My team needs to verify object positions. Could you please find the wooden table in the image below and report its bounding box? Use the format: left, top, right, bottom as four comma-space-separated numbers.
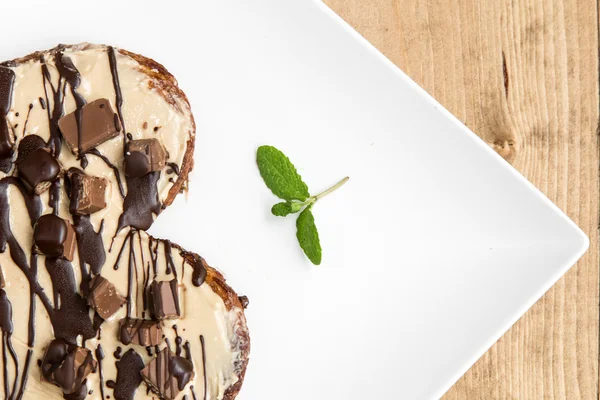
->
324, 0, 600, 398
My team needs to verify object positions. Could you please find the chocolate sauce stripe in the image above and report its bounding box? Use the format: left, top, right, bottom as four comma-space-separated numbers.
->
107, 47, 126, 148
200, 335, 207, 400
2, 334, 8, 400
126, 229, 136, 318
14, 348, 32, 400
95, 345, 106, 400
21, 103, 33, 137
55, 51, 88, 168
7, 333, 19, 398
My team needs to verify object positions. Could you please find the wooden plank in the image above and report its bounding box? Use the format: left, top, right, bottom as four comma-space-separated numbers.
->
324, 0, 600, 398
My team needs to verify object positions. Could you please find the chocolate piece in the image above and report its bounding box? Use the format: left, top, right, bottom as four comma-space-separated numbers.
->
118, 318, 162, 346
87, 275, 125, 320
58, 98, 121, 156
149, 279, 180, 320
68, 170, 108, 215
16, 134, 46, 164
33, 214, 76, 260
17, 148, 60, 194
41, 339, 97, 395
0, 67, 15, 165
141, 347, 194, 400
125, 139, 167, 177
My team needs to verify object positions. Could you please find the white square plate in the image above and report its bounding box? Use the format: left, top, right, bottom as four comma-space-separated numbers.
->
1, 1, 589, 399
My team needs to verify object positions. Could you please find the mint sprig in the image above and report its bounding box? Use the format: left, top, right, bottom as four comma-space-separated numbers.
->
257, 145, 348, 265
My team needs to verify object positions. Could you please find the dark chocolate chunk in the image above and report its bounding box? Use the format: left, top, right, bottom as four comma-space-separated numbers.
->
125, 139, 167, 177
124, 150, 149, 177
87, 275, 125, 320
33, 214, 76, 260
68, 170, 108, 215
118, 318, 162, 346
16, 134, 46, 164
40, 339, 96, 395
149, 279, 180, 320
58, 98, 121, 156
40, 338, 70, 383
17, 148, 60, 194
141, 347, 194, 400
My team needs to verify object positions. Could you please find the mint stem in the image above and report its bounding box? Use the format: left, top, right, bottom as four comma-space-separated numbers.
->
311, 177, 350, 202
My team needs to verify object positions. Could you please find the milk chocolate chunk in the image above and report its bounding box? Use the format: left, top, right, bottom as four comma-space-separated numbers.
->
125, 139, 167, 177
119, 318, 162, 346
33, 214, 76, 260
69, 170, 108, 215
141, 347, 195, 400
41, 339, 97, 395
87, 275, 125, 320
149, 279, 180, 320
58, 98, 121, 155
17, 148, 60, 194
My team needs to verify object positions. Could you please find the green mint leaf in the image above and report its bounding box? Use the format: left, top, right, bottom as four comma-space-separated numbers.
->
257, 145, 310, 201
272, 202, 293, 217
271, 201, 305, 217
296, 206, 322, 265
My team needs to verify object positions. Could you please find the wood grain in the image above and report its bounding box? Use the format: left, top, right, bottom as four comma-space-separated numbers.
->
324, 0, 600, 398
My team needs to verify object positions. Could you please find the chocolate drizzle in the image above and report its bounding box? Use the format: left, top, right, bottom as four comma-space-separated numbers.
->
112, 349, 144, 400
44, 257, 96, 343
107, 47, 127, 149
49, 180, 61, 215
174, 326, 182, 356
95, 345, 106, 400
200, 335, 207, 400
184, 253, 207, 287
72, 215, 105, 289
116, 171, 161, 233
0, 177, 48, 349
126, 230, 136, 318
0, 289, 19, 400
14, 349, 31, 400
41, 55, 66, 157
21, 103, 33, 137
112, 230, 131, 269
55, 52, 88, 168
164, 240, 178, 279
166, 162, 180, 175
